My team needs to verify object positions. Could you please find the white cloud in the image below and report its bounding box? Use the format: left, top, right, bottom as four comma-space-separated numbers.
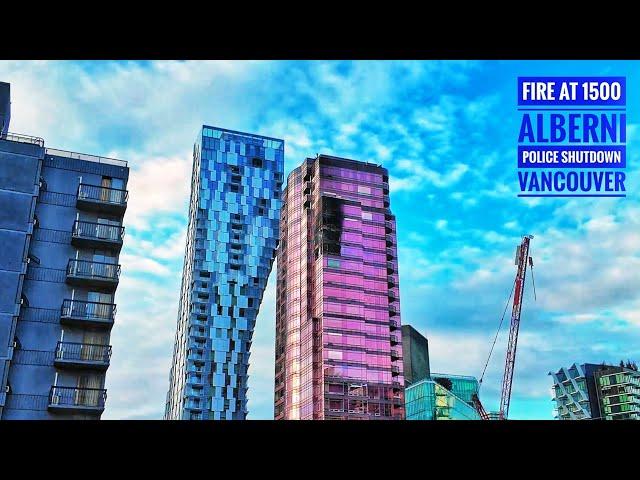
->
482, 230, 509, 244
125, 156, 191, 230
118, 253, 172, 277
553, 313, 600, 324
393, 160, 469, 191
435, 219, 448, 230
504, 220, 519, 230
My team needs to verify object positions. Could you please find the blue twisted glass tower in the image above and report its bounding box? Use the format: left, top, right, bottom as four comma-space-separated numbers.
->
165, 126, 283, 420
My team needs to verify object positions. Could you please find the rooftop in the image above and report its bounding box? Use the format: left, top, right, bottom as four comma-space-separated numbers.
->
1, 131, 44, 147
46, 147, 127, 167
1, 131, 127, 167
430, 372, 479, 382
316, 153, 388, 175
201, 125, 284, 148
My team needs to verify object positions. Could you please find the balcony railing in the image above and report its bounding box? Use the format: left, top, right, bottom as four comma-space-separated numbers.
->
60, 299, 116, 328
391, 349, 401, 359
46, 147, 127, 167
77, 183, 128, 214
54, 341, 112, 370
1, 131, 45, 147
390, 335, 399, 345
66, 259, 121, 289
71, 220, 124, 250
48, 386, 107, 413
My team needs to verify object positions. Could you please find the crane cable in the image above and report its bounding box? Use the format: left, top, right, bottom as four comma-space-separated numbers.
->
479, 277, 516, 387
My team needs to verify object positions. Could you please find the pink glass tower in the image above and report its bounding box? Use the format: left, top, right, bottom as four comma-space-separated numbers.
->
274, 155, 405, 420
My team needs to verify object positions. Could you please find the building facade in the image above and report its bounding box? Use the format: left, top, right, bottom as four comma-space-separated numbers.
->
0, 84, 128, 419
405, 375, 481, 420
274, 154, 405, 420
165, 126, 283, 420
401, 324, 430, 386
0, 82, 9, 135
595, 365, 640, 420
549, 363, 602, 420
430, 373, 479, 405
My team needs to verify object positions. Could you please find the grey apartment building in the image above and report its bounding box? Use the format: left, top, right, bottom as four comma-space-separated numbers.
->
0, 82, 129, 419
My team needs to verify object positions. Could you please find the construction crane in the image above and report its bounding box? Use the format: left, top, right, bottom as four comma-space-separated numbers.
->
471, 235, 535, 420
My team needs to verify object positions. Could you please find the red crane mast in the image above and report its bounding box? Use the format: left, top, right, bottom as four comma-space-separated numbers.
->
498, 234, 533, 420
472, 235, 534, 420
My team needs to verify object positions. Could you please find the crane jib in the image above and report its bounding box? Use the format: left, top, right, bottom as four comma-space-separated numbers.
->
499, 235, 532, 420
474, 235, 534, 421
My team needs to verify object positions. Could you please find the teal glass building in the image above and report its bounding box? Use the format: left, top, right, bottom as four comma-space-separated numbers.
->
405, 374, 481, 420
165, 126, 283, 420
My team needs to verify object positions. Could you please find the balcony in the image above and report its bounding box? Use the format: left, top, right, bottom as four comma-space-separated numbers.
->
189, 337, 206, 350
386, 261, 395, 274
76, 183, 128, 215
71, 220, 124, 251
189, 327, 207, 340
391, 349, 401, 360
188, 349, 205, 362
48, 386, 107, 414
66, 259, 120, 290
390, 335, 399, 345
190, 317, 208, 327
188, 374, 205, 386
391, 365, 400, 375
385, 220, 393, 233
389, 305, 398, 316
389, 319, 399, 330
392, 381, 401, 390
60, 299, 116, 329
54, 341, 111, 370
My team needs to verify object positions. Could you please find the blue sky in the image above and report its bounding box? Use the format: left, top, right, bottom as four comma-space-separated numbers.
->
1, 60, 638, 420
